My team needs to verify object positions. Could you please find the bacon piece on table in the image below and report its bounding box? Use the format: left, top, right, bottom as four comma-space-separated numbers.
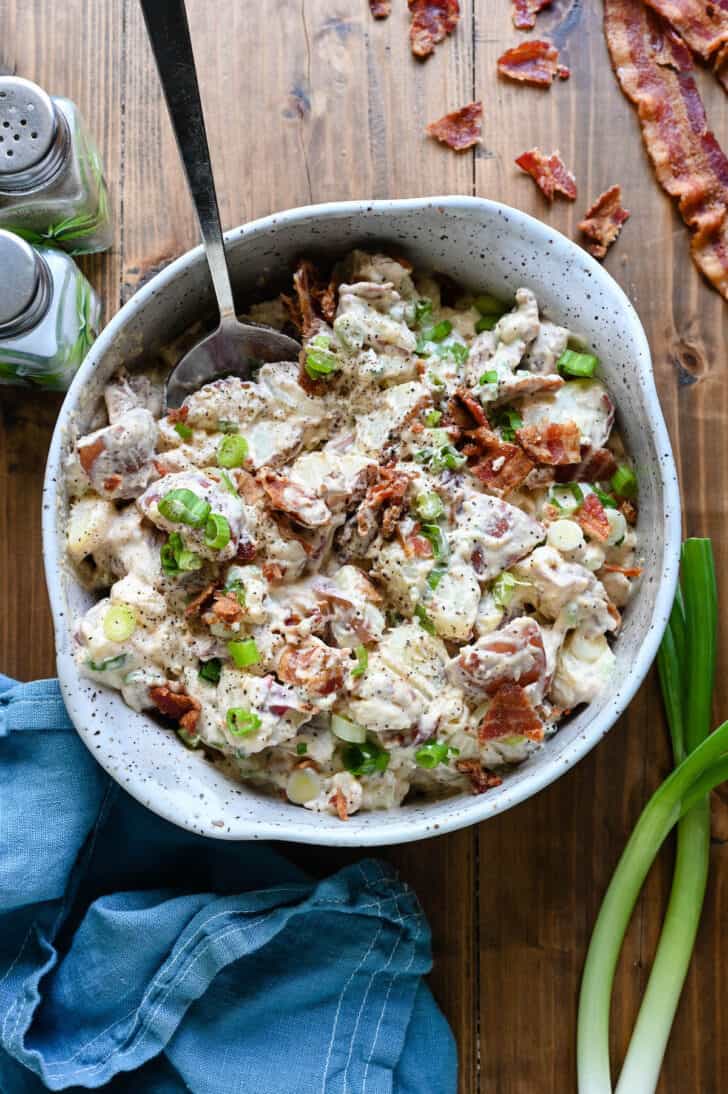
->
497, 40, 570, 86
512, 0, 553, 30
426, 101, 483, 151
478, 683, 544, 742
576, 493, 611, 541
579, 185, 631, 259
516, 420, 581, 465
515, 148, 577, 201
604, 0, 728, 299
641, 0, 728, 61
369, 0, 392, 18
408, 0, 460, 59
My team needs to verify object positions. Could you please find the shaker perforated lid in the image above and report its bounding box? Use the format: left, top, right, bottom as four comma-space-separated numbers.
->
0, 77, 57, 175
0, 230, 51, 335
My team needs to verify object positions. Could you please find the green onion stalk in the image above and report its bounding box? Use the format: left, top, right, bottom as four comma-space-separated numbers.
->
577, 539, 720, 1094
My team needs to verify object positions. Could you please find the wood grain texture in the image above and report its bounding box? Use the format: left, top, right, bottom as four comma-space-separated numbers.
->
1, 0, 727, 1091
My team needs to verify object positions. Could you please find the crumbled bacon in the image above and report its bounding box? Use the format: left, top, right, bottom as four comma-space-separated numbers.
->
398, 523, 434, 559
184, 583, 217, 619
579, 185, 631, 259
512, 0, 553, 30
278, 642, 347, 697
331, 788, 349, 821
515, 148, 577, 201
448, 389, 488, 429
211, 592, 244, 624
426, 101, 483, 151
408, 0, 460, 59
462, 426, 535, 497
515, 420, 581, 465
716, 41, 728, 91
619, 499, 638, 525
78, 437, 105, 475
478, 683, 544, 742
263, 562, 285, 583
282, 259, 337, 336
641, 0, 728, 61
455, 759, 503, 795
451, 620, 547, 697
103, 474, 123, 493
605, 0, 728, 299
601, 563, 643, 577
167, 405, 189, 425
497, 40, 570, 86
358, 465, 411, 541
149, 686, 201, 733
577, 493, 611, 541
555, 446, 618, 484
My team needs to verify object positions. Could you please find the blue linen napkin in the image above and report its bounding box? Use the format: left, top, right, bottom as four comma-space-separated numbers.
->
0, 675, 457, 1093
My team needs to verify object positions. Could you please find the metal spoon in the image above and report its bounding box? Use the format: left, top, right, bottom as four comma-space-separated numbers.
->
139, 0, 300, 408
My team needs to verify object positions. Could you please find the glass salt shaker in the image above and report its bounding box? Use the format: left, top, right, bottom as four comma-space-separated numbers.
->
0, 76, 113, 254
0, 229, 100, 390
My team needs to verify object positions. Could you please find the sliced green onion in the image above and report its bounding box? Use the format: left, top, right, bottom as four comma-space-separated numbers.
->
557, 348, 599, 378
427, 445, 466, 473
495, 407, 523, 443
219, 469, 239, 497
351, 645, 368, 678
424, 409, 442, 427
415, 492, 444, 522
474, 293, 509, 316
415, 740, 455, 769
103, 605, 136, 643
414, 603, 436, 634
174, 421, 193, 442
158, 488, 211, 527
224, 578, 246, 606
203, 512, 231, 551
592, 486, 618, 509
228, 637, 260, 668
427, 562, 448, 590
343, 739, 390, 777
569, 482, 585, 505
286, 767, 321, 804
296, 742, 308, 755
415, 298, 433, 326
199, 657, 222, 684
217, 419, 239, 434
492, 572, 518, 610
177, 726, 201, 750
217, 434, 249, 469
479, 369, 498, 385
427, 370, 445, 388
161, 531, 202, 576
475, 315, 499, 333
442, 341, 468, 365
420, 523, 449, 561
305, 347, 339, 380
331, 713, 367, 743
611, 464, 638, 499
226, 707, 262, 736
86, 653, 127, 672
421, 319, 452, 343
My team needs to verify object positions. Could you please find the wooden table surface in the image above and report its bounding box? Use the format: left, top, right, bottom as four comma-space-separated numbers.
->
2, 2, 727, 1090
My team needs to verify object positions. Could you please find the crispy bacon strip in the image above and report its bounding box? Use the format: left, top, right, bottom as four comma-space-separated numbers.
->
515, 148, 577, 200
605, 0, 728, 299
426, 101, 483, 151
455, 759, 503, 795
497, 40, 570, 86
478, 683, 544, 743
149, 686, 201, 733
577, 493, 611, 541
463, 426, 535, 497
579, 185, 631, 259
369, 0, 391, 17
408, 0, 460, 59
512, 0, 553, 30
641, 0, 728, 61
516, 420, 581, 465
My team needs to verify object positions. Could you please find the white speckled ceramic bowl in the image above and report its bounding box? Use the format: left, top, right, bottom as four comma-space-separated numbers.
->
42, 197, 681, 846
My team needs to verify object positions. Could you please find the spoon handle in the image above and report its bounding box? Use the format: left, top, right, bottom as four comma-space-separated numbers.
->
139, 0, 236, 322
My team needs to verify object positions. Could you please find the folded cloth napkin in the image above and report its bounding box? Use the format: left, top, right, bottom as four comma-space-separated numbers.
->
0, 676, 457, 1094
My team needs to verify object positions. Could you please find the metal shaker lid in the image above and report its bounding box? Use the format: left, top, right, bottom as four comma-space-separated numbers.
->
0, 77, 57, 175
0, 230, 51, 336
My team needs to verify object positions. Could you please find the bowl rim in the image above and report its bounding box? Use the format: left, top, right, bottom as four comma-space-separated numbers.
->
42, 195, 682, 846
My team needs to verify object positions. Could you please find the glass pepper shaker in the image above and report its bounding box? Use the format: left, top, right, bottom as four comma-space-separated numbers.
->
0, 229, 100, 390
0, 76, 113, 254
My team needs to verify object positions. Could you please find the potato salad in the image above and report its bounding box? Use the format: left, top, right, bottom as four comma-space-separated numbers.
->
66, 251, 641, 819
